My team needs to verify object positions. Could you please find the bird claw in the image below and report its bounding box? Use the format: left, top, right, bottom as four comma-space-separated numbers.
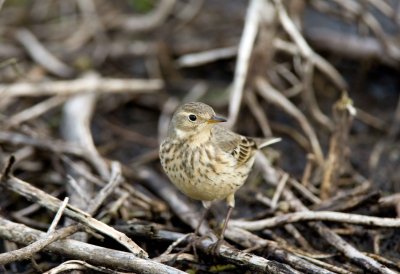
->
207, 238, 224, 256
168, 232, 200, 261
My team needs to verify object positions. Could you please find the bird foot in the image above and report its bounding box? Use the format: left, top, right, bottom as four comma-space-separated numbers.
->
207, 237, 225, 256
172, 232, 204, 260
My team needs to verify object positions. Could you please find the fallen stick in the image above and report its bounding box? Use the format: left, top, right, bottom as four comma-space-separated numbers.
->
0, 218, 183, 274
305, 28, 400, 66
116, 222, 336, 274
0, 225, 79, 265
286, 182, 395, 273
15, 28, 74, 78
256, 76, 324, 163
257, 155, 397, 274
227, 0, 265, 128
230, 211, 400, 230
0, 77, 163, 97
60, 72, 110, 180
0, 158, 148, 258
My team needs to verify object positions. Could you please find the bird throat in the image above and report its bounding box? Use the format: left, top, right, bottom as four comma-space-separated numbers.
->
175, 127, 212, 146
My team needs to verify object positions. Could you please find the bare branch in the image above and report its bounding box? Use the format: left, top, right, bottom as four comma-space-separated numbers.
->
1, 174, 148, 258
15, 28, 75, 78
0, 77, 163, 97
0, 225, 79, 265
0, 218, 182, 273
230, 211, 400, 230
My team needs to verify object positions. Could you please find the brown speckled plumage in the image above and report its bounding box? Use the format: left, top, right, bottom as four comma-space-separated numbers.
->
159, 102, 280, 208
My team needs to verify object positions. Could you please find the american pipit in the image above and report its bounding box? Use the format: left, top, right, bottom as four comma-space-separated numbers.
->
159, 102, 280, 250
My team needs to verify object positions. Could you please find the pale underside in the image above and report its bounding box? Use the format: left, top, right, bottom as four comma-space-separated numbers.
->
160, 125, 257, 207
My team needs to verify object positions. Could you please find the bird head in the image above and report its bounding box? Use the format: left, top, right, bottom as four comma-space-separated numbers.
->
168, 102, 226, 140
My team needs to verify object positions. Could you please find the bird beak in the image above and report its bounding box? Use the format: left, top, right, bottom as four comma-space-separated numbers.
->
207, 115, 227, 124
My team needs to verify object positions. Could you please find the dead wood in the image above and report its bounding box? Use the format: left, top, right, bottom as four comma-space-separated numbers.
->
1, 0, 400, 272
0, 218, 183, 274
0, 165, 147, 258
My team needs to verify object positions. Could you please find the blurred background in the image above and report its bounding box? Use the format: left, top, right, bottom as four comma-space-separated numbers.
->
0, 0, 400, 273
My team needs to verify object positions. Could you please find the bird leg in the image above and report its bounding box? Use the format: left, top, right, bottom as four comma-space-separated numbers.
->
221, 205, 233, 238
209, 194, 235, 255
194, 204, 211, 236
174, 202, 211, 260
187, 205, 212, 259
208, 206, 233, 255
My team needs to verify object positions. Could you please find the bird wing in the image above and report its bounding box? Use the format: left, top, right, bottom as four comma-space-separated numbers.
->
212, 125, 256, 166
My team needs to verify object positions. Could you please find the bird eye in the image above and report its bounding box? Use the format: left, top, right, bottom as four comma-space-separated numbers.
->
188, 114, 197, 122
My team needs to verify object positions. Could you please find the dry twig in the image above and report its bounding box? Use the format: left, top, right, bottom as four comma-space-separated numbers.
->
15, 28, 75, 78
0, 77, 163, 97
228, 0, 266, 128
0, 218, 182, 273
230, 211, 400, 230
1, 168, 148, 258
0, 225, 80, 265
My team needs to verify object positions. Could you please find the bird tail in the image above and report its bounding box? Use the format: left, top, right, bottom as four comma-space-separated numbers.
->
255, 137, 281, 149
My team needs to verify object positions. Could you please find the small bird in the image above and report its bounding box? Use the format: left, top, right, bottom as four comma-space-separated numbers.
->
159, 102, 280, 250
